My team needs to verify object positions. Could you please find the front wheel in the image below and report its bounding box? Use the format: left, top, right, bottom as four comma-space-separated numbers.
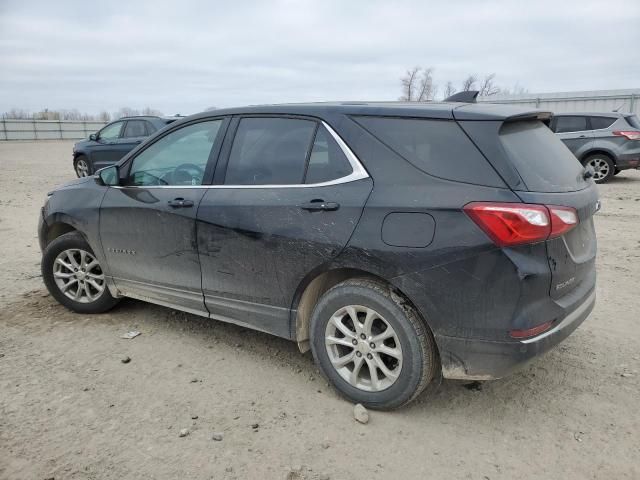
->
42, 232, 120, 314
310, 278, 438, 410
74, 155, 91, 177
583, 154, 614, 184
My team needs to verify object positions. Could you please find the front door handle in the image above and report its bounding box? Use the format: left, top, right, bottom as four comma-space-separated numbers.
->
298, 200, 340, 211
168, 198, 194, 208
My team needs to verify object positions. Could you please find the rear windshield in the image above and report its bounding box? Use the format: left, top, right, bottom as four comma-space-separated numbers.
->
499, 121, 587, 192
626, 115, 640, 129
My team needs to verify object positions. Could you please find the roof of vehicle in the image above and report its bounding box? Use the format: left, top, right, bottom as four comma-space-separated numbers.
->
554, 111, 630, 117
184, 101, 553, 122
114, 115, 178, 122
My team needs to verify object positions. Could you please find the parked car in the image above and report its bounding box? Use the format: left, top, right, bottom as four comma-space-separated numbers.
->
39, 101, 598, 409
550, 112, 640, 183
72, 116, 177, 177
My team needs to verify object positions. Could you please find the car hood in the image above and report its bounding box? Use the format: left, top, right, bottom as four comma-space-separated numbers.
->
74, 138, 92, 149
49, 176, 94, 194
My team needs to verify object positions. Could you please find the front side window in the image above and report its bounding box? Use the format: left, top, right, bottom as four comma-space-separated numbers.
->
224, 117, 316, 185
127, 120, 223, 186
305, 126, 353, 184
99, 121, 124, 141
122, 120, 148, 138
555, 116, 588, 133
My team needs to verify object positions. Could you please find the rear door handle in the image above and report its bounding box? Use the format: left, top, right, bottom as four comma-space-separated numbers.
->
298, 200, 340, 211
168, 198, 194, 208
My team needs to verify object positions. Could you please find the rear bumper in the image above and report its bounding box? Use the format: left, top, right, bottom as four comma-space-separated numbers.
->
615, 152, 640, 170
438, 288, 596, 380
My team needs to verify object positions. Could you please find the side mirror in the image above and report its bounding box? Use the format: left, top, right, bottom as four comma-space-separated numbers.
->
97, 165, 120, 186
89, 133, 98, 141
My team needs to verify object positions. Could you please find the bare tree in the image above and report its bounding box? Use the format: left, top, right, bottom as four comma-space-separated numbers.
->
443, 81, 457, 98
400, 66, 437, 102
115, 107, 141, 118
4, 108, 32, 119
478, 73, 500, 96
399, 66, 420, 101
98, 111, 111, 122
461, 74, 478, 92
142, 107, 163, 116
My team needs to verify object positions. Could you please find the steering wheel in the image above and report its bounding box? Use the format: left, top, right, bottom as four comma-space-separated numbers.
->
173, 163, 204, 185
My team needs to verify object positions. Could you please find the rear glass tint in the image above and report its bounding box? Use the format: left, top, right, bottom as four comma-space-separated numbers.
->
354, 116, 503, 186
626, 115, 640, 129
499, 120, 587, 193
554, 116, 588, 133
589, 116, 616, 130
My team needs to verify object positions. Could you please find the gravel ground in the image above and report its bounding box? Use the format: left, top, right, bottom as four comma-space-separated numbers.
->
1, 140, 639, 480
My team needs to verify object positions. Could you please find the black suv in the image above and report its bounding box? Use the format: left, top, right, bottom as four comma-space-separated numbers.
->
39, 101, 598, 409
72, 116, 176, 177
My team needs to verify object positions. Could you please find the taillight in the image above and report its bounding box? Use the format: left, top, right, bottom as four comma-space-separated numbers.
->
464, 202, 578, 247
613, 131, 640, 141
510, 320, 554, 339
548, 206, 578, 238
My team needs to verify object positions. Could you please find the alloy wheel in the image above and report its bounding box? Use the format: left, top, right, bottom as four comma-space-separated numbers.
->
53, 249, 105, 303
586, 157, 610, 181
324, 305, 403, 392
75, 159, 89, 177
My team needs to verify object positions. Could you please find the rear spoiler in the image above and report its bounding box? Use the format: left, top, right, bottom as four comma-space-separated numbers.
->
504, 111, 553, 127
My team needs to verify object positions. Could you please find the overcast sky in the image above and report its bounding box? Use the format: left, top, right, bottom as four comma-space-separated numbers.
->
1, 0, 639, 116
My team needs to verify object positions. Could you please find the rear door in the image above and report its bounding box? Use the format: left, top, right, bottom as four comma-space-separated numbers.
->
552, 115, 594, 157
118, 119, 149, 153
197, 116, 372, 338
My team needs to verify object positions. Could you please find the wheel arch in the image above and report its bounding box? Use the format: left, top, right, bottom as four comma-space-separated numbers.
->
291, 266, 435, 355
581, 149, 616, 165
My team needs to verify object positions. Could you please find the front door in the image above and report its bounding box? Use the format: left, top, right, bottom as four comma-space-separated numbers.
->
90, 120, 130, 171
197, 117, 372, 337
99, 119, 227, 315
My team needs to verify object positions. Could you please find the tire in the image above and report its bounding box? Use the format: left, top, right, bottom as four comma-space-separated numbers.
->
583, 154, 614, 184
41, 231, 120, 314
74, 155, 91, 178
310, 278, 438, 410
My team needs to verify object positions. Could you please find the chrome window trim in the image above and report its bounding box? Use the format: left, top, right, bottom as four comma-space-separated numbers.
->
113, 121, 369, 190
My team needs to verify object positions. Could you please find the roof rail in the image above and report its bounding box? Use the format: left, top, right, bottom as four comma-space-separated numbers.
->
444, 90, 479, 103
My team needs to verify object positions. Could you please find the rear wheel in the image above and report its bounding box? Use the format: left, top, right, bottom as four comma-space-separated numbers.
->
310, 278, 438, 410
42, 232, 120, 314
74, 155, 91, 177
583, 154, 614, 184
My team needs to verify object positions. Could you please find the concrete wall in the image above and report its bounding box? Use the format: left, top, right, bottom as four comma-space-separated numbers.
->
478, 89, 640, 115
0, 119, 108, 141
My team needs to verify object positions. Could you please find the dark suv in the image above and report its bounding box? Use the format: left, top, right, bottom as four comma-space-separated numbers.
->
39, 101, 598, 409
550, 112, 640, 183
72, 116, 176, 177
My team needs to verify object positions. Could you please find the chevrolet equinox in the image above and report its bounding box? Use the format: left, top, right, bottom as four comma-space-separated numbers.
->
39, 100, 598, 409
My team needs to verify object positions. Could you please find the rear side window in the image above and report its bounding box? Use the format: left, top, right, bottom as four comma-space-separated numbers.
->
225, 118, 316, 185
499, 120, 586, 193
554, 116, 588, 133
626, 115, 640, 129
305, 126, 352, 184
589, 116, 616, 130
122, 120, 147, 138
354, 117, 502, 186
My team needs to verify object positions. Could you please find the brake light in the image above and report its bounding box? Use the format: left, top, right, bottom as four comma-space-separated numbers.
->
464, 202, 578, 247
613, 131, 640, 141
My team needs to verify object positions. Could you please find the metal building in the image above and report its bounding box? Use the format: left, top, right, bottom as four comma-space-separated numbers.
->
478, 89, 639, 115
